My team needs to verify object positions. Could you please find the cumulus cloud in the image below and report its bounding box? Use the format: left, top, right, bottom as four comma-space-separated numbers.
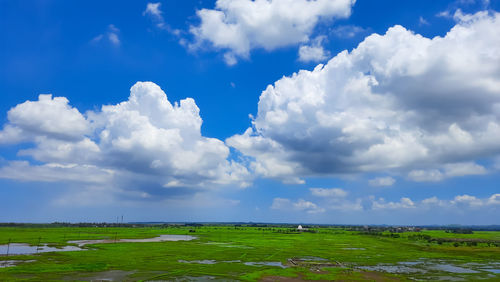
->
369, 176, 396, 187
0, 94, 90, 143
190, 0, 355, 64
451, 194, 484, 207
227, 11, 500, 183
0, 82, 251, 200
298, 36, 330, 63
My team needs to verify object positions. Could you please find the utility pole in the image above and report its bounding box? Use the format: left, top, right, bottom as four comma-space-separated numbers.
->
36, 237, 41, 253
6, 238, 11, 257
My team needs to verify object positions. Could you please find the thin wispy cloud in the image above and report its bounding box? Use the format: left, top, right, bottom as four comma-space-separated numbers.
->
91, 24, 120, 46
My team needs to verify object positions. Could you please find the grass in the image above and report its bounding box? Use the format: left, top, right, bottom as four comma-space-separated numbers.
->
0, 226, 499, 281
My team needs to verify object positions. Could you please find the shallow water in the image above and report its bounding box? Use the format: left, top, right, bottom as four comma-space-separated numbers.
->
398, 261, 422, 266
296, 256, 328, 261
429, 264, 480, 274
244, 261, 288, 268
358, 260, 492, 275
359, 264, 425, 273
0, 243, 83, 255
481, 268, 500, 273
178, 259, 217, 265
69, 234, 196, 246
0, 260, 36, 268
204, 242, 252, 249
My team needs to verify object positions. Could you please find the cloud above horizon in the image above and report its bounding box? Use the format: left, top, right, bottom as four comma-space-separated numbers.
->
227, 10, 500, 183
189, 0, 355, 65
271, 192, 500, 214
1, 10, 500, 210
0, 82, 251, 201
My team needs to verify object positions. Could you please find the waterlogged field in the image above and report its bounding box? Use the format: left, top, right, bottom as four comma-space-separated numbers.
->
0, 225, 499, 281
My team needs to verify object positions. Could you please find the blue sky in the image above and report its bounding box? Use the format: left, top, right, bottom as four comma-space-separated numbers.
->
0, 0, 499, 224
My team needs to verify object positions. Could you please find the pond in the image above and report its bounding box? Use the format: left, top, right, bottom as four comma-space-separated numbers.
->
0, 243, 83, 256
0, 235, 197, 256
69, 234, 197, 246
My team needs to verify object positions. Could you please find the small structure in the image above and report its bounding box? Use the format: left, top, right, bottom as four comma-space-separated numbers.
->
297, 225, 308, 231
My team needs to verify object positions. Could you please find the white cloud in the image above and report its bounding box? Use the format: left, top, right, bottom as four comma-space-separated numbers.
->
369, 176, 396, 187
270, 197, 291, 210
144, 3, 163, 20
228, 11, 500, 182
331, 25, 365, 38
269, 193, 500, 215
0, 94, 90, 143
409, 162, 487, 182
451, 194, 484, 207
372, 197, 415, 210
408, 169, 444, 182
298, 36, 330, 63
271, 197, 324, 214
421, 196, 447, 207
487, 194, 500, 205
190, 0, 355, 64
293, 199, 325, 213
143, 2, 169, 30
108, 32, 120, 45
0, 161, 113, 184
421, 194, 500, 208
92, 25, 120, 46
437, 10, 452, 19
419, 16, 430, 26
310, 187, 347, 198
0, 82, 251, 200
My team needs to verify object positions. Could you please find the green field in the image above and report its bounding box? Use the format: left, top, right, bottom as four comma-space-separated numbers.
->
0, 225, 499, 281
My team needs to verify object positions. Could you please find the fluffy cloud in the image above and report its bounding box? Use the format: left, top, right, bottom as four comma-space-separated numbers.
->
190, 0, 355, 64
0, 94, 90, 143
227, 11, 500, 183
0, 82, 251, 199
298, 36, 330, 63
369, 176, 396, 187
